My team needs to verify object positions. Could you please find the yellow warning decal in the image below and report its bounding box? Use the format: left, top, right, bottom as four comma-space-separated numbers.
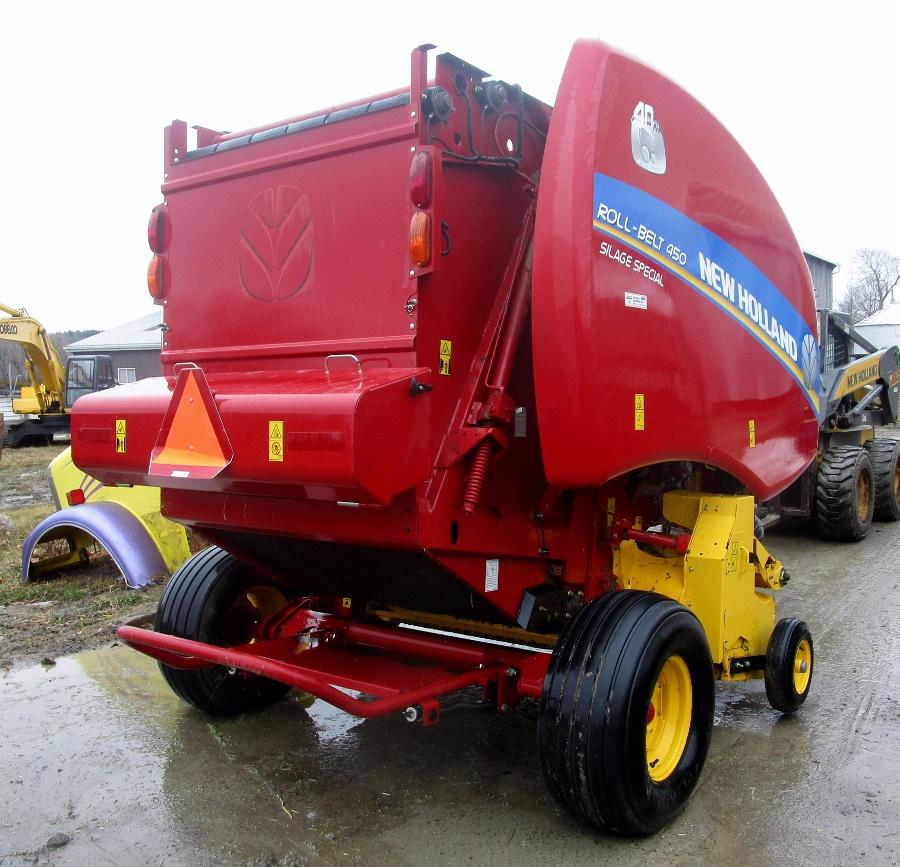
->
439, 339, 452, 376
634, 394, 645, 431
607, 497, 616, 527
115, 419, 127, 453
268, 420, 284, 462
748, 419, 756, 448
342, 597, 352, 609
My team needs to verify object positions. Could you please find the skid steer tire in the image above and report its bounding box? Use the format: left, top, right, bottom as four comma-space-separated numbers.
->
156, 546, 292, 716
865, 438, 900, 522
538, 591, 714, 835
815, 447, 874, 541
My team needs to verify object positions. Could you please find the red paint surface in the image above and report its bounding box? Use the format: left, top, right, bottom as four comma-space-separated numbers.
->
74, 43, 816, 649
533, 41, 818, 500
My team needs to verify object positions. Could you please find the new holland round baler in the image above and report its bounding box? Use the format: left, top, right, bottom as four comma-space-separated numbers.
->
72, 41, 819, 834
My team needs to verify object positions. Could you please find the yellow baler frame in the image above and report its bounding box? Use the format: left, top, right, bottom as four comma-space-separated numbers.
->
617, 490, 783, 680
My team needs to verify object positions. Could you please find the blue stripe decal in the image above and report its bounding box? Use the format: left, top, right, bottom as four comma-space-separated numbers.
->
593, 173, 821, 413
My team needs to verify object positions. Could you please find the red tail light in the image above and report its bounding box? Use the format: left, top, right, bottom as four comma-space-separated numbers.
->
147, 205, 167, 253
409, 151, 432, 208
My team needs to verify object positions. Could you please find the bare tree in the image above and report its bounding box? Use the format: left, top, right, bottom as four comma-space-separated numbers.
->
836, 247, 900, 323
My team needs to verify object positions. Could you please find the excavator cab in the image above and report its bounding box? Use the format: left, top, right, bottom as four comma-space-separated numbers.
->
64, 355, 115, 408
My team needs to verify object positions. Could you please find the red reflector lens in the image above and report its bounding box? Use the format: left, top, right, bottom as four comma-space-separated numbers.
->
409, 151, 432, 208
409, 210, 432, 267
66, 489, 86, 506
147, 206, 167, 253
147, 255, 166, 300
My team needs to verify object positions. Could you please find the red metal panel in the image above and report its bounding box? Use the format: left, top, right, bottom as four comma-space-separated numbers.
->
72, 366, 432, 505
160, 120, 418, 372
532, 40, 820, 500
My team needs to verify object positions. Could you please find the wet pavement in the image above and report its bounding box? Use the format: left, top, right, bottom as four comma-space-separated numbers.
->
2, 521, 899, 866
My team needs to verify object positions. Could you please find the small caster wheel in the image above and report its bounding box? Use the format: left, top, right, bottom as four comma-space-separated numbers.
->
764, 618, 813, 713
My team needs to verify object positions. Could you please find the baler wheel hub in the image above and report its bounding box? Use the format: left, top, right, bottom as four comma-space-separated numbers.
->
221, 585, 288, 647
645, 654, 693, 782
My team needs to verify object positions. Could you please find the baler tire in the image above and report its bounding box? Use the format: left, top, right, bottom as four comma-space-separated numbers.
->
537, 591, 714, 835
155, 546, 292, 716
764, 618, 813, 713
865, 438, 900, 521
815, 447, 874, 541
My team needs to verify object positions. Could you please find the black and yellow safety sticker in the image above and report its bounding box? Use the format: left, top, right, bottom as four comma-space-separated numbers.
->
268, 420, 284, 462
115, 419, 127, 453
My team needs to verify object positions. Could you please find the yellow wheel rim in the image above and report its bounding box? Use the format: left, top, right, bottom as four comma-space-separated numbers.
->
646, 655, 693, 782
220, 585, 288, 646
792, 638, 812, 694
857, 470, 872, 521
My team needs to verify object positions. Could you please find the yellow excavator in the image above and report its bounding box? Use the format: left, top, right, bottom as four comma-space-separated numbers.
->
1, 302, 115, 447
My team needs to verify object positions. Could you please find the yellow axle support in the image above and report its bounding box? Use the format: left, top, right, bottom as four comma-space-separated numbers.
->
616, 490, 784, 680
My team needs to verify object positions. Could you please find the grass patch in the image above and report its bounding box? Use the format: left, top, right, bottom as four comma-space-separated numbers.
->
0, 443, 65, 475
0, 443, 101, 605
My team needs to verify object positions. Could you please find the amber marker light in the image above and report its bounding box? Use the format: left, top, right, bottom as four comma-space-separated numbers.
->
147, 255, 166, 300
409, 210, 432, 267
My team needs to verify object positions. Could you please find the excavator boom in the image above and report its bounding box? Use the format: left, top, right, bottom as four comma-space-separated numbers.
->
0, 303, 66, 413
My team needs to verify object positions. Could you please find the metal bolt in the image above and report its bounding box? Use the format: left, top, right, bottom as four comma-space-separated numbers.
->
410, 146, 416, 152
409, 270, 416, 277
405, 298, 418, 314
505, 667, 518, 678
227, 667, 236, 675
404, 706, 421, 723
410, 111, 417, 119
500, 703, 509, 713
799, 660, 808, 673
409, 322, 415, 329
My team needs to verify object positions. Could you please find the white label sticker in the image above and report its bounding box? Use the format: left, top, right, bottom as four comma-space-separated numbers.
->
625, 292, 648, 309
485, 559, 499, 592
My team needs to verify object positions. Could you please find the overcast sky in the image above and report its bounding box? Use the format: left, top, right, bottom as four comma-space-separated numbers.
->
2, 1, 897, 331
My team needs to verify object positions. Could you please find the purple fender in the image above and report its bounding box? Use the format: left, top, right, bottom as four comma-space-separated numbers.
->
21, 502, 167, 589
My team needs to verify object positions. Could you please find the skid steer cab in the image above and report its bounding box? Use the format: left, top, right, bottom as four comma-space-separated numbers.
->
76, 39, 819, 837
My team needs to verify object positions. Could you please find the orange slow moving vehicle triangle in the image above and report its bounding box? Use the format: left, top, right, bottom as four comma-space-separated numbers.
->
149, 368, 232, 479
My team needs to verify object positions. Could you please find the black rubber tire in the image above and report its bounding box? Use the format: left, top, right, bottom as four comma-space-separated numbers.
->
538, 591, 715, 835
156, 546, 292, 716
764, 618, 813, 713
815, 446, 874, 541
865, 438, 900, 521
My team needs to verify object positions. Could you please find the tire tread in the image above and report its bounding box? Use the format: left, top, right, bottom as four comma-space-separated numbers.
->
815, 446, 874, 541
865, 438, 900, 521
